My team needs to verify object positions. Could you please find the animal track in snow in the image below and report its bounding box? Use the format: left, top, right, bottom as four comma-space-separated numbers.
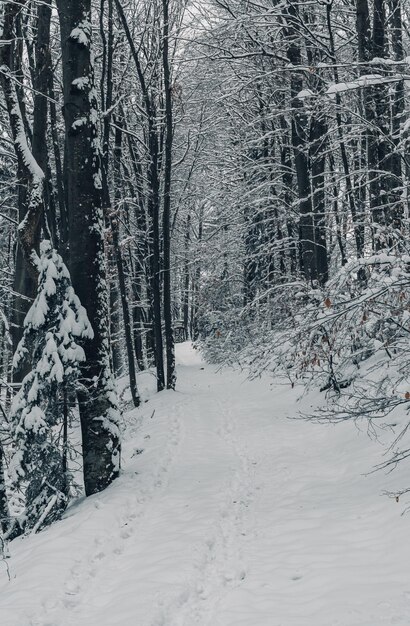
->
28, 410, 183, 626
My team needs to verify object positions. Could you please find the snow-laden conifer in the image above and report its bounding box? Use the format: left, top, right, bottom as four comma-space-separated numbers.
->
9, 241, 93, 532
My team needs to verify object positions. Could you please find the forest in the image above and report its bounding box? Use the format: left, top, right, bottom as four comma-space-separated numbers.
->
1, 0, 410, 623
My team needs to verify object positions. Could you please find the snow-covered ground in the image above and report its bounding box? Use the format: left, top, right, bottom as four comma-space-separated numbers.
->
1, 342, 410, 626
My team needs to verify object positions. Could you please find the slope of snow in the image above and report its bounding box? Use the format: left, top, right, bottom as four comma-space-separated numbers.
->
1, 343, 410, 626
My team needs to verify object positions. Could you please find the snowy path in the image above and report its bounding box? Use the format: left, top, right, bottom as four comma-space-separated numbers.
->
1, 343, 410, 625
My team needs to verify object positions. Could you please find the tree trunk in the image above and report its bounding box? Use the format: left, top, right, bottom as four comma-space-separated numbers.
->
389, 0, 405, 236
309, 115, 328, 285
0, 441, 10, 534
182, 214, 191, 340
123, 129, 147, 370
112, 118, 140, 407
284, 1, 316, 283
56, 0, 121, 495
114, 0, 165, 390
1, 3, 39, 378
327, 2, 364, 262
357, 0, 391, 249
191, 206, 203, 341
49, 75, 67, 247
162, 0, 176, 390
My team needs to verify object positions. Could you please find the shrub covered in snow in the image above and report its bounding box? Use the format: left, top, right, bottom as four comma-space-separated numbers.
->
275, 253, 410, 418
199, 250, 410, 479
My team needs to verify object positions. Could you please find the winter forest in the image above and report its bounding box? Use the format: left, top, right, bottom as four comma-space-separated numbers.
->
1, 0, 410, 623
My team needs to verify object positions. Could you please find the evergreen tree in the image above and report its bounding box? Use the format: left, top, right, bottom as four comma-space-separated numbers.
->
9, 241, 93, 532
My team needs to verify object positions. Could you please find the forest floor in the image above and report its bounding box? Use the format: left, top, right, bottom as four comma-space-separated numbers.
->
1, 343, 410, 626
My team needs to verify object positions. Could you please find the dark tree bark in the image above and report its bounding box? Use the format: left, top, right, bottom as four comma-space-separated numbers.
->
149, 121, 166, 391
182, 214, 191, 340
283, 1, 316, 284
279, 114, 297, 276
49, 76, 67, 246
328, 151, 348, 266
100, 0, 123, 377
162, 0, 176, 390
327, 2, 364, 262
0, 441, 10, 534
32, 0, 57, 245
1, 2, 39, 376
357, 0, 372, 63
306, 22, 329, 286
357, 0, 392, 249
191, 206, 203, 342
372, 0, 392, 235
56, 0, 121, 495
1, 6, 44, 263
389, 0, 405, 235
243, 201, 258, 306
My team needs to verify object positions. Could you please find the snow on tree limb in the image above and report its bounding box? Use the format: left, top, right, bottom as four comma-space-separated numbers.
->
0, 3, 45, 278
